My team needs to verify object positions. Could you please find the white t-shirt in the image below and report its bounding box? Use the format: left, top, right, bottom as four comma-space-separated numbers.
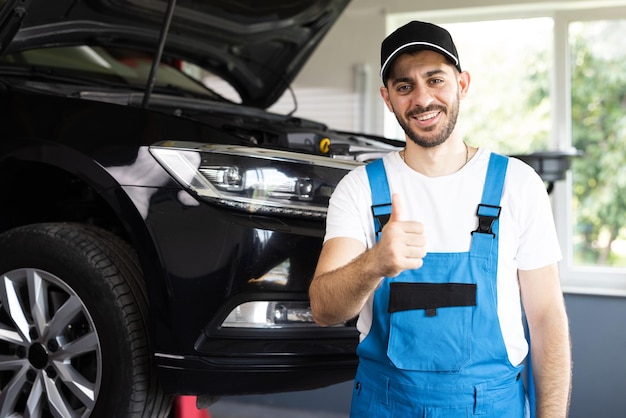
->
324, 148, 562, 366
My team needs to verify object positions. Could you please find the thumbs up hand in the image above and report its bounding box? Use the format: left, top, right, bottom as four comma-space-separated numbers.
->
373, 193, 427, 277
389, 192, 405, 223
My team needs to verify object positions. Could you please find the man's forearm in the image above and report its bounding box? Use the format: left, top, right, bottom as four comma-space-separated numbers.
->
310, 249, 384, 326
311, 208, 426, 327
532, 313, 572, 418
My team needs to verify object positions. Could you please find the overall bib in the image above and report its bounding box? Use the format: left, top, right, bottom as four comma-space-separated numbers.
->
351, 153, 528, 418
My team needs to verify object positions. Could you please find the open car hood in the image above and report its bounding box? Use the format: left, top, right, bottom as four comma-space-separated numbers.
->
0, 0, 350, 108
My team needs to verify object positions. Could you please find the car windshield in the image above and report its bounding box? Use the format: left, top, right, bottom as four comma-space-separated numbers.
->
0, 45, 231, 101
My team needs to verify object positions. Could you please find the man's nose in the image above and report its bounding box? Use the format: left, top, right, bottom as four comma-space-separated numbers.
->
410, 85, 435, 108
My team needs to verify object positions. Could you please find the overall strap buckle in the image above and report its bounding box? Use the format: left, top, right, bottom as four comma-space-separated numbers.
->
371, 203, 392, 236
472, 203, 501, 237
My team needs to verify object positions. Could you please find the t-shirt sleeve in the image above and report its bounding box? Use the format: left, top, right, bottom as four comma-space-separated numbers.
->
324, 166, 373, 246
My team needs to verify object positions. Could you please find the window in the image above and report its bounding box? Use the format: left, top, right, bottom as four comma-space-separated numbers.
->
388, 3, 626, 295
569, 19, 626, 269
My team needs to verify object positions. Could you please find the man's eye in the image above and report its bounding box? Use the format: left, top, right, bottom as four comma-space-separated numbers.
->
397, 85, 412, 92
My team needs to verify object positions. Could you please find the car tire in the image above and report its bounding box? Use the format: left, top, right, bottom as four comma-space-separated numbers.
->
0, 222, 173, 418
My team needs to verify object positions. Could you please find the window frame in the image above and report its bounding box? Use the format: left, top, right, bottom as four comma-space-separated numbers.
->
388, 2, 626, 296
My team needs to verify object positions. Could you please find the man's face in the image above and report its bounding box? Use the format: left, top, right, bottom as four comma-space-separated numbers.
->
380, 50, 469, 148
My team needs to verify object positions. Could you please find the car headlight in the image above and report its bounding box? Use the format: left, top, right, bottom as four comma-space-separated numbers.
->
150, 141, 360, 218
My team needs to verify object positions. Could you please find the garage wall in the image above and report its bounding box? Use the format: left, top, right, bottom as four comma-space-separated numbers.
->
255, 1, 626, 416
269, 4, 385, 134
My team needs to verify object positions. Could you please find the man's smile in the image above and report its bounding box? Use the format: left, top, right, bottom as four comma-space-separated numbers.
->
407, 108, 444, 129
414, 111, 440, 122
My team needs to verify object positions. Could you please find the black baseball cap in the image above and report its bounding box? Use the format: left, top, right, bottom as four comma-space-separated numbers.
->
380, 21, 461, 82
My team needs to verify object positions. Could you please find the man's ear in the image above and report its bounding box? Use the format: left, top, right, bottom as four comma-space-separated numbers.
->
380, 85, 394, 112
458, 70, 471, 98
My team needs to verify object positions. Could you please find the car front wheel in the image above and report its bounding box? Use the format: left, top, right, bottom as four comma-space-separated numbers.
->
0, 223, 172, 418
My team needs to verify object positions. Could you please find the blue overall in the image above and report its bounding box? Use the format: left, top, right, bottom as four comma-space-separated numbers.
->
351, 153, 529, 417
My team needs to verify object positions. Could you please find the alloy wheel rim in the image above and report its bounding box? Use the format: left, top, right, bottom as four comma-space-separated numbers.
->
0, 268, 102, 417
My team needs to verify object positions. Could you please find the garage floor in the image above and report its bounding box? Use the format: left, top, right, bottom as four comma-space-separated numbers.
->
176, 382, 353, 417
208, 400, 348, 418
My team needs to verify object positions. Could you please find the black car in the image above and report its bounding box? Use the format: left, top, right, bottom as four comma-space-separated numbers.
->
0, 0, 411, 416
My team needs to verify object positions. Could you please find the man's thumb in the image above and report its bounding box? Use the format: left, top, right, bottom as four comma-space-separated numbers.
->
390, 193, 403, 222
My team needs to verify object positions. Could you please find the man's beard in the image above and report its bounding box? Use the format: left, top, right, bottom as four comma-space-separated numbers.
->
394, 95, 460, 148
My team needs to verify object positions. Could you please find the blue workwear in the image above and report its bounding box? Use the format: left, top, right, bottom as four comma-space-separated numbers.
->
351, 153, 528, 417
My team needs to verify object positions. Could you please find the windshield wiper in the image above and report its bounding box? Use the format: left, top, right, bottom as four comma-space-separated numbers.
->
149, 83, 229, 101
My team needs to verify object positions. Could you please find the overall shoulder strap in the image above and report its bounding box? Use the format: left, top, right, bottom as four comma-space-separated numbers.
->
472, 153, 509, 237
365, 158, 392, 242
481, 152, 509, 208
470, 152, 509, 255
